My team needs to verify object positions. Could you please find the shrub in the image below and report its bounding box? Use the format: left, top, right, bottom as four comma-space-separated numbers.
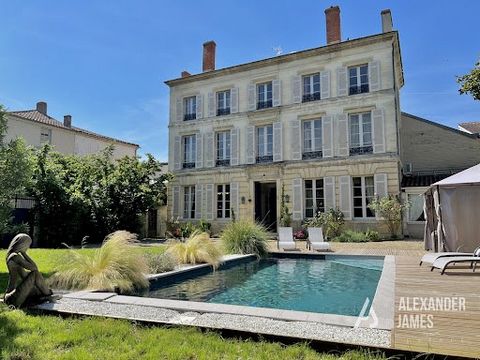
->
365, 229, 380, 242
166, 217, 181, 238
304, 208, 345, 239
279, 184, 292, 227
145, 252, 177, 274
221, 220, 269, 258
180, 222, 196, 238
333, 230, 369, 243
368, 195, 408, 239
167, 231, 222, 268
49, 231, 149, 293
197, 219, 212, 234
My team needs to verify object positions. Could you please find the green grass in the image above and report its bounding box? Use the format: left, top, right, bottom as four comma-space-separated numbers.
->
0, 305, 386, 360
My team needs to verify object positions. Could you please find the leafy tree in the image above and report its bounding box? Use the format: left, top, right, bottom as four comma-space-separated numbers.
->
278, 184, 291, 227
457, 59, 480, 100
0, 105, 34, 237
368, 195, 409, 239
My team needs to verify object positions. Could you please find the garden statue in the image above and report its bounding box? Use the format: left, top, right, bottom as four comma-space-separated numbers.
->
3, 233, 54, 308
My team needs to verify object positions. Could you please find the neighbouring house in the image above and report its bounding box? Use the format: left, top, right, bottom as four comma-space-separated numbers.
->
5, 101, 138, 158
458, 121, 480, 135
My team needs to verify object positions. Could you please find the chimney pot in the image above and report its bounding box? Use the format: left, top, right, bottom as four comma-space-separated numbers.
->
325, 6, 341, 44
36, 101, 47, 115
181, 70, 191, 78
202, 41, 216, 72
63, 115, 72, 128
381, 9, 393, 33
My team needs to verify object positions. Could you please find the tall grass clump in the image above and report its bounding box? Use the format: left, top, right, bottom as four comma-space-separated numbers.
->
166, 231, 222, 268
49, 231, 149, 293
221, 220, 269, 258
145, 252, 177, 274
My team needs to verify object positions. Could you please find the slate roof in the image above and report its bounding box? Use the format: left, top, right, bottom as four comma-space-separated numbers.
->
401, 173, 453, 188
8, 110, 138, 147
459, 122, 480, 134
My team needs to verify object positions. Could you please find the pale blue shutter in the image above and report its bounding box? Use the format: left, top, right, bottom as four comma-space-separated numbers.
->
337, 66, 348, 97
273, 121, 283, 162
205, 184, 214, 220
172, 185, 180, 217
246, 125, 255, 164
174, 135, 181, 170
369, 61, 381, 92
339, 175, 352, 220
324, 176, 336, 211
230, 128, 239, 166
290, 119, 301, 160
176, 98, 183, 122
195, 184, 203, 219
372, 108, 386, 153
292, 178, 303, 220
207, 92, 215, 117
321, 115, 333, 158
230, 87, 239, 113
205, 132, 214, 167
320, 70, 330, 99
292, 76, 302, 104
230, 182, 239, 219
272, 79, 281, 107
247, 83, 256, 111
195, 133, 203, 168
336, 114, 349, 157
196, 94, 203, 119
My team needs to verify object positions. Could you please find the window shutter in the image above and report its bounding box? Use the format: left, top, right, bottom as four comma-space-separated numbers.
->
205, 184, 214, 221
292, 75, 302, 103
369, 60, 381, 92
324, 176, 336, 211
273, 121, 283, 162
230, 182, 239, 219
247, 83, 256, 111
208, 92, 215, 117
321, 115, 333, 158
176, 98, 183, 122
172, 185, 180, 217
196, 94, 203, 119
320, 70, 330, 99
372, 108, 386, 153
290, 119, 301, 160
339, 175, 352, 220
292, 178, 303, 220
195, 133, 203, 168
205, 132, 214, 167
231, 87, 239, 114
336, 114, 349, 157
374, 173, 388, 220
230, 128, 239, 166
195, 184, 203, 219
272, 79, 281, 107
174, 135, 181, 170
337, 66, 348, 97
246, 125, 255, 164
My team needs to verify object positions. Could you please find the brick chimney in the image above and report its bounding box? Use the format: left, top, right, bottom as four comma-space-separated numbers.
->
381, 9, 393, 33
181, 70, 191, 78
325, 6, 341, 44
63, 115, 72, 128
202, 41, 216, 72
36, 101, 47, 115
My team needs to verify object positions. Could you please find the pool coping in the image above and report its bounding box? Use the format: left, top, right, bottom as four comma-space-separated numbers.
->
58, 253, 395, 331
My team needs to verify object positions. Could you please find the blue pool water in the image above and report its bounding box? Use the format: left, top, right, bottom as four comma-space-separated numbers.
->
147, 257, 384, 316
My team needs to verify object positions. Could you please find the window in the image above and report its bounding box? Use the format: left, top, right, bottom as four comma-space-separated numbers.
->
352, 176, 375, 218
302, 73, 321, 102
304, 179, 325, 218
182, 135, 196, 168
183, 96, 196, 121
216, 131, 231, 167
217, 184, 230, 219
183, 186, 195, 219
216, 90, 231, 116
257, 82, 272, 109
303, 119, 322, 159
256, 125, 273, 163
40, 128, 51, 144
349, 112, 372, 155
407, 193, 425, 222
349, 64, 369, 95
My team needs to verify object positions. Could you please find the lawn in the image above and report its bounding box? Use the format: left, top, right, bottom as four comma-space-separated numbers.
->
0, 247, 388, 360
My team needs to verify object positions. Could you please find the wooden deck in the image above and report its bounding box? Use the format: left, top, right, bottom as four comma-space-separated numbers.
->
393, 256, 480, 358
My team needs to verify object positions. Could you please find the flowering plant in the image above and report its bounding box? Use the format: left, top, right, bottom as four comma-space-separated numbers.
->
293, 229, 307, 240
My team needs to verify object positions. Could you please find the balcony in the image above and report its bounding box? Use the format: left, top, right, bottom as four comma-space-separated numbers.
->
257, 100, 272, 110
256, 155, 273, 164
302, 150, 323, 160
349, 84, 369, 95
302, 92, 321, 103
349, 146, 373, 156
216, 159, 230, 167
183, 113, 196, 121
216, 108, 231, 116
182, 162, 196, 169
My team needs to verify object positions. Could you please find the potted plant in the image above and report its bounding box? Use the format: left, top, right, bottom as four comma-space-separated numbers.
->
278, 184, 293, 239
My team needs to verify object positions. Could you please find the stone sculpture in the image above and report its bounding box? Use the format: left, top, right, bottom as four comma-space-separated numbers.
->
3, 233, 53, 308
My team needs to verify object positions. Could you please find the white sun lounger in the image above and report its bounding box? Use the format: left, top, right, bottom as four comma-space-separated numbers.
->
278, 227, 297, 251
419, 246, 480, 266
431, 256, 480, 275
307, 227, 330, 251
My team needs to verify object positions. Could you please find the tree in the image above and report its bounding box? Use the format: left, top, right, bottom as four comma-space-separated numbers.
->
457, 59, 480, 101
0, 105, 34, 237
368, 195, 409, 239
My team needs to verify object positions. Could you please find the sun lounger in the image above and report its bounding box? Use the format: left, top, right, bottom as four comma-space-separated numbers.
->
431, 256, 480, 275
307, 227, 331, 251
278, 227, 297, 251
419, 251, 476, 266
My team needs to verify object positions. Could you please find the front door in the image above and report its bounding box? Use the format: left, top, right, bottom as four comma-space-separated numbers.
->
254, 182, 277, 231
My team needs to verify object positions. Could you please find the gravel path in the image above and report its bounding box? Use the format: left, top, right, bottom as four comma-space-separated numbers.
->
36, 298, 390, 348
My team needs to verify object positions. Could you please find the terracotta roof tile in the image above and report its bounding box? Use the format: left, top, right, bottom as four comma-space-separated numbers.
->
8, 110, 138, 147
459, 122, 480, 134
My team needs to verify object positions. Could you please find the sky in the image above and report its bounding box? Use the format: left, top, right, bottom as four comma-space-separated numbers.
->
1, 0, 479, 161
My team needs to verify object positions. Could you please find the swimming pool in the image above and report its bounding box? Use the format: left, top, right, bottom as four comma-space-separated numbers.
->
146, 255, 384, 317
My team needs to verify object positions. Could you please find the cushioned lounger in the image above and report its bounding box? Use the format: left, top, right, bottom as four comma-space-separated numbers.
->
431, 256, 480, 275
307, 227, 330, 251
278, 227, 297, 251
419, 252, 472, 266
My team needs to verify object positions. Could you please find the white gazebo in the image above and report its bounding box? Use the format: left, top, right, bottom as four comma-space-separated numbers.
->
424, 163, 480, 252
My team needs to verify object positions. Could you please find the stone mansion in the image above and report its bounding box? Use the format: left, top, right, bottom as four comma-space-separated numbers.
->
165, 6, 480, 236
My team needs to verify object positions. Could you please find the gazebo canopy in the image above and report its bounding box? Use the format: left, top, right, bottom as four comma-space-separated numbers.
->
432, 163, 480, 187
